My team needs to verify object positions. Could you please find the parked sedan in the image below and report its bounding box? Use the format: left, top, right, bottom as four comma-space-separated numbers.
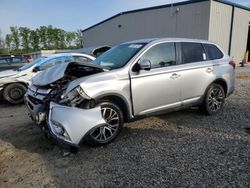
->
0, 55, 29, 71
0, 53, 95, 104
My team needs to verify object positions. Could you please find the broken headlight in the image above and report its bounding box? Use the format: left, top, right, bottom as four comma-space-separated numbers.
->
75, 86, 91, 100
60, 86, 91, 106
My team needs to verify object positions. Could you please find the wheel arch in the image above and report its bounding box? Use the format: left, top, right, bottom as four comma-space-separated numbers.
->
3, 81, 28, 89
200, 78, 227, 115
211, 78, 228, 97
200, 78, 228, 104
95, 94, 131, 122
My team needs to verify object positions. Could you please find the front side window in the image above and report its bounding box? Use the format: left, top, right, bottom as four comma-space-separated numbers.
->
140, 42, 176, 69
203, 44, 223, 60
92, 43, 146, 69
181, 42, 206, 64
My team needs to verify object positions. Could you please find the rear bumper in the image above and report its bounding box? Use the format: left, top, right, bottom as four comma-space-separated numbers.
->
47, 102, 106, 146
227, 86, 234, 97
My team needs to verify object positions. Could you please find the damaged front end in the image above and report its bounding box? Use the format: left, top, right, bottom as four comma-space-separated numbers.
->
25, 61, 123, 148
25, 62, 107, 144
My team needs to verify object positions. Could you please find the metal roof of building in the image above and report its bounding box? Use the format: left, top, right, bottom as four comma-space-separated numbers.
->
81, 0, 250, 33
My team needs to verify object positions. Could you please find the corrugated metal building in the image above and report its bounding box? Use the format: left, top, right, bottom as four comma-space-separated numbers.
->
82, 0, 250, 63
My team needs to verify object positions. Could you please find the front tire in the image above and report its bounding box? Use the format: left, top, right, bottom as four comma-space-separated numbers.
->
85, 101, 124, 145
3, 83, 27, 104
201, 83, 225, 115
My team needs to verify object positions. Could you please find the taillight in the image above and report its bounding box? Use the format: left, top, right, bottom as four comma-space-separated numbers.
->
229, 60, 236, 69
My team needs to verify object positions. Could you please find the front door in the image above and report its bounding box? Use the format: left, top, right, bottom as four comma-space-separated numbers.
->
130, 42, 181, 116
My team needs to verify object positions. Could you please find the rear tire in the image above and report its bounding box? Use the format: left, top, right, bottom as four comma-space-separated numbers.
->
85, 101, 124, 146
200, 83, 225, 115
3, 83, 27, 104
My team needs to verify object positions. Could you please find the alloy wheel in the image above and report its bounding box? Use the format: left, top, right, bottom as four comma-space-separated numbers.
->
207, 87, 223, 112
90, 107, 120, 142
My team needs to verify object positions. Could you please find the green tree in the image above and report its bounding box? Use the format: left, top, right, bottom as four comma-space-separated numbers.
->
0, 29, 5, 54
10, 26, 19, 51
58, 29, 66, 49
38, 26, 48, 49
46, 25, 53, 49
75, 29, 84, 48
19, 27, 30, 53
5, 34, 12, 52
51, 27, 60, 49
2, 25, 81, 54
46, 26, 67, 49
66, 32, 76, 48
29, 29, 39, 51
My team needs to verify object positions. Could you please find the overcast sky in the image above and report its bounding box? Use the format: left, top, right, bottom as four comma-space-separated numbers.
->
0, 0, 249, 36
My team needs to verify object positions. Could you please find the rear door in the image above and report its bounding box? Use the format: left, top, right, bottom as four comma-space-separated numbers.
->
178, 42, 215, 105
130, 42, 182, 116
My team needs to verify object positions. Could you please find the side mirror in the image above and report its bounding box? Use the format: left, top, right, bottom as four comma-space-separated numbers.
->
138, 59, 151, 71
32, 66, 40, 73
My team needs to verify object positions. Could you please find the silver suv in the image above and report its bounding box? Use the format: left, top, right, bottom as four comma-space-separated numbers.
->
25, 38, 235, 148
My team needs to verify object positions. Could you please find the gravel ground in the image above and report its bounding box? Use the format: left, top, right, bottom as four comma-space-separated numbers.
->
0, 65, 250, 187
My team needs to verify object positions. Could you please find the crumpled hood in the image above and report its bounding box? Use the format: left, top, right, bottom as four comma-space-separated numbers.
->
0, 69, 18, 79
32, 62, 70, 86
32, 62, 106, 86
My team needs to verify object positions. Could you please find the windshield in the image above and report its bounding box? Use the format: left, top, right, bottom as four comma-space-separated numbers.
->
18, 57, 45, 71
92, 43, 146, 69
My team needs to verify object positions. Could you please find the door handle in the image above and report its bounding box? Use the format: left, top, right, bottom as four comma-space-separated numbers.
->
206, 68, 213, 73
170, 73, 180, 79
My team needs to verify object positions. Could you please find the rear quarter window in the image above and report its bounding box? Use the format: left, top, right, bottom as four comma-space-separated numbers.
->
203, 44, 223, 60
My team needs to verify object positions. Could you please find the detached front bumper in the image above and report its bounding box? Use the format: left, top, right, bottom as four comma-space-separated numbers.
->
24, 86, 53, 124
48, 102, 106, 147
24, 93, 46, 125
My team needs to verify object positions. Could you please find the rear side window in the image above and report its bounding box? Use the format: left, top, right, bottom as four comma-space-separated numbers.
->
203, 44, 223, 60
181, 42, 206, 64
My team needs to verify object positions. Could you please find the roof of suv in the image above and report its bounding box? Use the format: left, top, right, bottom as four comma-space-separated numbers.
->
123, 38, 217, 45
